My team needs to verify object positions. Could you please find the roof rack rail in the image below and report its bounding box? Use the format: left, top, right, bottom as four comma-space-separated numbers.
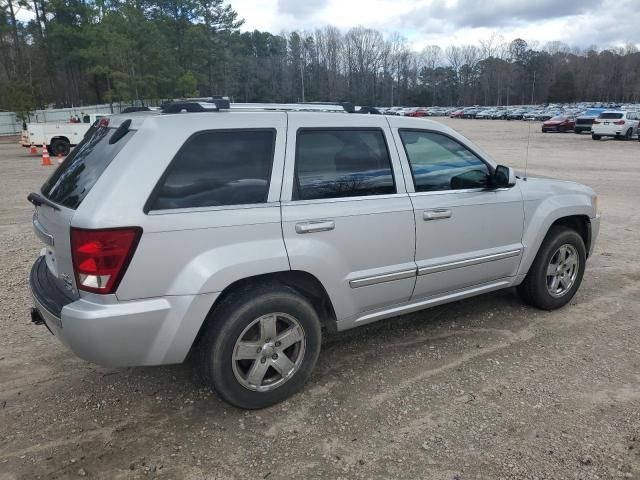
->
161, 100, 360, 114
229, 102, 353, 113
162, 98, 230, 113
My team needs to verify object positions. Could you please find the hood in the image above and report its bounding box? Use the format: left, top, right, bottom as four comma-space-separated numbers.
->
517, 175, 596, 202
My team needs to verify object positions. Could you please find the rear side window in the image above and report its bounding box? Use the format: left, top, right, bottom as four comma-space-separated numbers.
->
41, 126, 134, 209
149, 130, 275, 210
599, 112, 623, 119
294, 129, 395, 200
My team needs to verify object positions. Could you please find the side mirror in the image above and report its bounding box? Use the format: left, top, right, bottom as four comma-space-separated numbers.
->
492, 165, 516, 188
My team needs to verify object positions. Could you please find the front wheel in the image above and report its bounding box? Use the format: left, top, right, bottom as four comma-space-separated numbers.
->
591, 134, 601, 140
517, 226, 586, 310
196, 285, 322, 409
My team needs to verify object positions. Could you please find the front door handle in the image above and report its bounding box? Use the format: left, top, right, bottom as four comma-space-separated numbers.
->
423, 209, 452, 221
295, 220, 335, 234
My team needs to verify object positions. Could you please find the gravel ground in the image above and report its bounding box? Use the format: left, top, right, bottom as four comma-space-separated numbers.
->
0, 120, 639, 480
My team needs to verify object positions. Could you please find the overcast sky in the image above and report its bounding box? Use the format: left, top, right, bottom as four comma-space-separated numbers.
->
231, 0, 640, 50
14, 0, 640, 51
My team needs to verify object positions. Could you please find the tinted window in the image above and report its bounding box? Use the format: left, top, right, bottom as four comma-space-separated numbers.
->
399, 131, 490, 192
150, 130, 274, 210
41, 126, 134, 209
599, 112, 623, 119
294, 129, 395, 200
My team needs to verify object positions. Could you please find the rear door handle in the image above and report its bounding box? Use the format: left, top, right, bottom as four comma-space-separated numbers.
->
423, 209, 452, 221
295, 220, 335, 234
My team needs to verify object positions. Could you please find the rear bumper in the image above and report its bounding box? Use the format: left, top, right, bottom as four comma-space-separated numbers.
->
30, 256, 218, 367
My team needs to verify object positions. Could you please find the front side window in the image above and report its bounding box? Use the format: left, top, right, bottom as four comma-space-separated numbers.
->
399, 130, 490, 192
294, 129, 395, 200
149, 130, 275, 210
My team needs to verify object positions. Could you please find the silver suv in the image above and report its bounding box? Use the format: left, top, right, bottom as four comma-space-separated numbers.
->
28, 101, 600, 409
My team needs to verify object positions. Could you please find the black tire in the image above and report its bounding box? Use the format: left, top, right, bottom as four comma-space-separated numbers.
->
625, 128, 633, 140
517, 226, 586, 310
591, 134, 601, 140
50, 138, 70, 156
196, 285, 322, 409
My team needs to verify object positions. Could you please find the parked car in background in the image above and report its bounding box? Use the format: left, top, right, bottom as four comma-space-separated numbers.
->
507, 109, 528, 120
449, 109, 465, 118
462, 108, 480, 119
28, 100, 599, 409
406, 108, 428, 117
542, 116, 576, 133
591, 110, 640, 140
574, 108, 606, 134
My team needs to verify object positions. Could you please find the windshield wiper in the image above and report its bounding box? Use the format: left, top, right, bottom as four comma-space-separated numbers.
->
27, 192, 60, 211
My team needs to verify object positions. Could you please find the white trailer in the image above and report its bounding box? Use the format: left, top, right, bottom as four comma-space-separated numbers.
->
22, 113, 109, 155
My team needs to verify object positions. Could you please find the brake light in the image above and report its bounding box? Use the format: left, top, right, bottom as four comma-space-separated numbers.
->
71, 227, 142, 294
613, 120, 625, 125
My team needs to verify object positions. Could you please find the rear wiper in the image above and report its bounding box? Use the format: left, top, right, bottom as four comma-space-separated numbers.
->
27, 192, 60, 211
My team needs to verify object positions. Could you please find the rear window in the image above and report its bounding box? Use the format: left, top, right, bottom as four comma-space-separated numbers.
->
599, 112, 623, 119
41, 125, 134, 209
148, 129, 275, 211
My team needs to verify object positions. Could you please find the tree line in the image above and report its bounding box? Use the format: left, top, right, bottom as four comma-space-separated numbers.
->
2, 0, 640, 117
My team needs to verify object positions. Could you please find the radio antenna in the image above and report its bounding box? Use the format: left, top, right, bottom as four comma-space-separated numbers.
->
524, 119, 531, 180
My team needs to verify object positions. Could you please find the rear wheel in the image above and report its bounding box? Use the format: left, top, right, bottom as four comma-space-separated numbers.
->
625, 128, 633, 140
517, 226, 586, 310
196, 285, 322, 409
591, 134, 601, 140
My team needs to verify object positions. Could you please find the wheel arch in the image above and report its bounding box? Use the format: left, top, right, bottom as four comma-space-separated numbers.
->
550, 215, 591, 257
190, 270, 338, 353
518, 204, 594, 277
50, 135, 70, 145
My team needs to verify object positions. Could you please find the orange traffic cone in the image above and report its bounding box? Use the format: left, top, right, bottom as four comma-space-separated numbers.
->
41, 144, 52, 166
30, 143, 38, 156
57, 153, 63, 164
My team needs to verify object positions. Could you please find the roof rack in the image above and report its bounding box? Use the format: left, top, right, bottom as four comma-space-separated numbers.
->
161, 98, 230, 113
227, 102, 354, 113
161, 99, 358, 114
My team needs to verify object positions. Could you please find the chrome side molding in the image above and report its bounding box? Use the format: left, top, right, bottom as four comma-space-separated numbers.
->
349, 268, 417, 288
418, 249, 521, 276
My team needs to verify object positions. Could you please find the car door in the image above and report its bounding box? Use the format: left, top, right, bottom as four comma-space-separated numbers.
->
280, 113, 417, 324
391, 125, 525, 300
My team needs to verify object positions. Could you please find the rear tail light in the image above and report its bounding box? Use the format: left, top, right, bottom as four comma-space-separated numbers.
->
613, 120, 625, 125
71, 227, 142, 294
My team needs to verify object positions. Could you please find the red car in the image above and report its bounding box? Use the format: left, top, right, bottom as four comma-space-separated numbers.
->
406, 108, 428, 117
542, 116, 575, 133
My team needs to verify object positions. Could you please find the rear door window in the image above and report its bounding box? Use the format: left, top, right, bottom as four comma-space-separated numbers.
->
293, 129, 395, 200
41, 125, 134, 209
149, 129, 275, 211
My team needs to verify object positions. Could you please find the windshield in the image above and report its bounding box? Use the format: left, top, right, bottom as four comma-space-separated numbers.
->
41, 125, 134, 209
549, 116, 566, 121
599, 112, 623, 119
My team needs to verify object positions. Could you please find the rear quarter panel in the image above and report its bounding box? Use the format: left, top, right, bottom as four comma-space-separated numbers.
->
71, 111, 290, 301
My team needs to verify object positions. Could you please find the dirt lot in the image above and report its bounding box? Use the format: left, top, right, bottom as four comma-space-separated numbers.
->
1, 120, 639, 480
